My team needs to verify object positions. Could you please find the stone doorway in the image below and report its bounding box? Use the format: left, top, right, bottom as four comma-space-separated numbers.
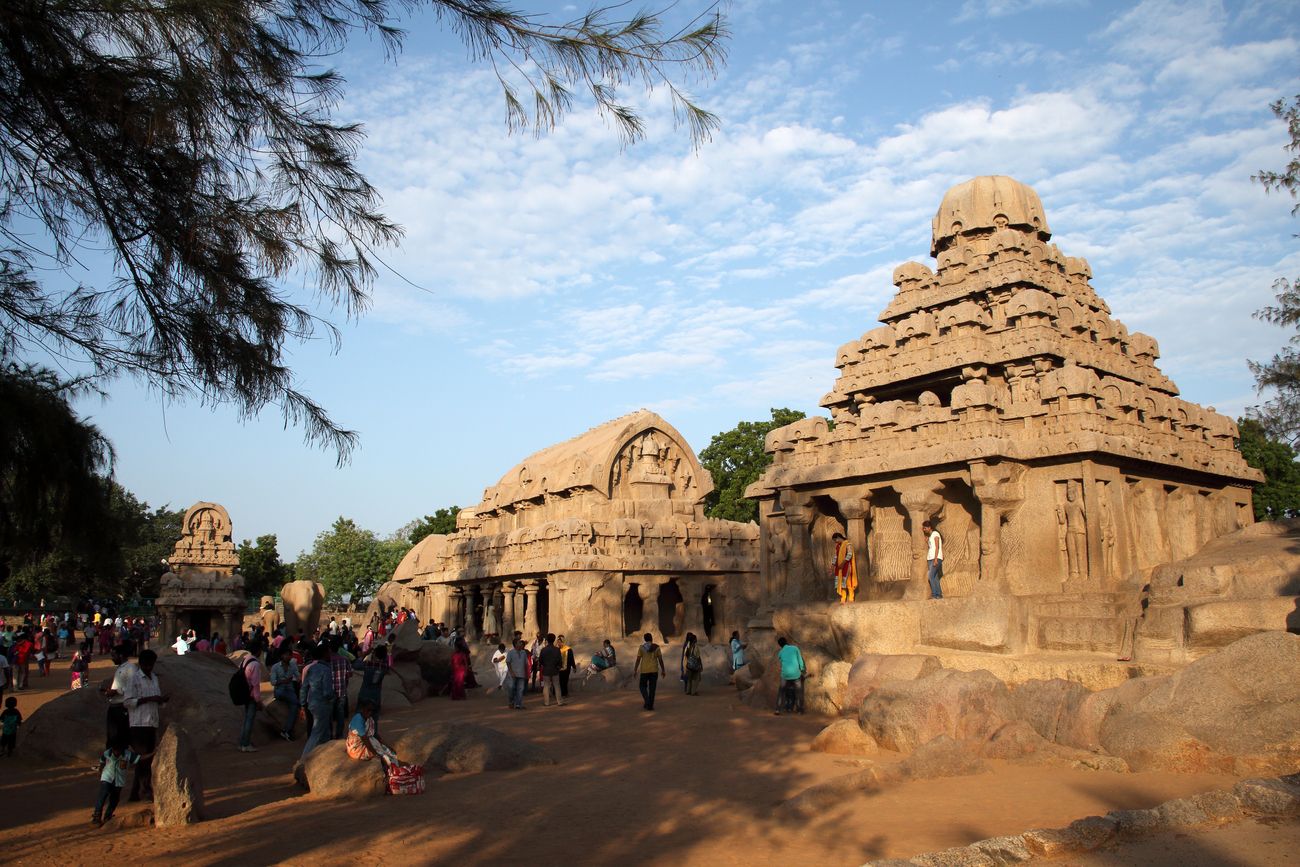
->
188, 610, 212, 638
658, 580, 683, 638
701, 584, 717, 641
623, 585, 643, 637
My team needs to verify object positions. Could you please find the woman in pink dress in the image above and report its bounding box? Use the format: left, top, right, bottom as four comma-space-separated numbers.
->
449, 639, 470, 700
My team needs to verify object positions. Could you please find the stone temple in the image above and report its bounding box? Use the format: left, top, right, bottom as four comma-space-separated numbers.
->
746, 176, 1263, 666
379, 411, 759, 643
156, 502, 247, 642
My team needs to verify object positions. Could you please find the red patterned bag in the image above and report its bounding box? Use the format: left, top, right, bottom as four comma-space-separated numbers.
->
386, 763, 425, 795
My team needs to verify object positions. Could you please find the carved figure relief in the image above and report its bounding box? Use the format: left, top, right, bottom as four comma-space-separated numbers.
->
1056, 480, 1088, 581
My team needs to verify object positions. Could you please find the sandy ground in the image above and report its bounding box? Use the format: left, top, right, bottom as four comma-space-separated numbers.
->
0, 656, 1295, 866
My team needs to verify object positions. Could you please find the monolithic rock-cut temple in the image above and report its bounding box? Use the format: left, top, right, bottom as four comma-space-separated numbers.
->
747, 176, 1264, 666
156, 502, 247, 642
380, 411, 760, 643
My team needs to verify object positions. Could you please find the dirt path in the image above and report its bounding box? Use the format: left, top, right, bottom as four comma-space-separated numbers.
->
0, 668, 1289, 865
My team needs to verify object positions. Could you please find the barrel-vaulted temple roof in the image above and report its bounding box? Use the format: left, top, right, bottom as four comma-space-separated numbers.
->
471, 409, 714, 514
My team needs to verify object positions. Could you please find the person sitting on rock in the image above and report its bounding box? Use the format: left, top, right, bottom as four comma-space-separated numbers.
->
586, 639, 616, 674
346, 699, 403, 771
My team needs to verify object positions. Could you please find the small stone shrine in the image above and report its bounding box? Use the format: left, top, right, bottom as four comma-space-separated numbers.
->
156, 502, 246, 643
379, 411, 759, 643
746, 176, 1263, 663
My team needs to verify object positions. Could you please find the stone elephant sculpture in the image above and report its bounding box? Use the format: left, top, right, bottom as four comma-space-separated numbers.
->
280, 579, 325, 636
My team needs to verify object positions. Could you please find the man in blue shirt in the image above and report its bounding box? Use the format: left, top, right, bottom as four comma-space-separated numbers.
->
774, 636, 805, 715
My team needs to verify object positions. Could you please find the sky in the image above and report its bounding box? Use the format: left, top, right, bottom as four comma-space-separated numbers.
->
67, 0, 1300, 561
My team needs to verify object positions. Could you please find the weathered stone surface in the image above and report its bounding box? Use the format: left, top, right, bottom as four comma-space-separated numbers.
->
969, 835, 1033, 863
346, 671, 413, 710
1021, 815, 1117, 858
1097, 632, 1300, 773
980, 721, 1050, 760
389, 619, 423, 658
910, 848, 997, 867
392, 721, 554, 774
919, 598, 1014, 654
23, 653, 245, 763
1233, 777, 1300, 815
294, 740, 388, 799
1185, 598, 1300, 649
1009, 678, 1090, 744
859, 668, 1013, 753
1188, 789, 1243, 823
281, 579, 326, 636
810, 719, 879, 756
828, 602, 924, 661
1106, 807, 1162, 836
843, 652, 943, 710
152, 725, 204, 827
805, 660, 851, 714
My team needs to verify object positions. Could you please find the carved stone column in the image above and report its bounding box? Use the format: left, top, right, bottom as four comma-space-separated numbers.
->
522, 579, 540, 637
547, 577, 566, 637
501, 582, 517, 639
680, 578, 706, 636
633, 581, 656, 635
447, 586, 464, 630
779, 491, 817, 602
465, 585, 481, 641
834, 487, 872, 599
899, 484, 944, 600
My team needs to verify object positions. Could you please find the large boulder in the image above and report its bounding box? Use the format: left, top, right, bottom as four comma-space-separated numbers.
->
417, 640, 454, 694
804, 660, 851, 715
22, 653, 246, 763
152, 725, 204, 826
346, 672, 413, 712
1097, 631, 1300, 773
858, 667, 1013, 753
810, 720, 879, 756
389, 619, 423, 659
389, 660, 428, 702
294, 740, 388, 799
843, 652, 942, 710
393, 722, 554, 774
1010, 678, 1092, 744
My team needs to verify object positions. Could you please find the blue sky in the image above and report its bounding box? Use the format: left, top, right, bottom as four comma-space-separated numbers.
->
70, 0, 1300, 560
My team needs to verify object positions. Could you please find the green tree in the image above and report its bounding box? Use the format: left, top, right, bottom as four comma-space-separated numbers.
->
237, 534, 290, 599
296, 517, 409, 602
1237, 417, 1300, 521
403, 506, 462, 544
1, 0, 726, 462
698, 408, 806, 523
1249, 94, 1300, 444
116, 493, 184, 598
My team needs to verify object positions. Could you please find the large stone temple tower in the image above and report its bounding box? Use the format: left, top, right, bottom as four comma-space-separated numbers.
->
746, 176, 1261, 660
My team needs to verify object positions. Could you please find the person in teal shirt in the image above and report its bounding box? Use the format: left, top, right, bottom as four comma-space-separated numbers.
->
774, 636, 805, 715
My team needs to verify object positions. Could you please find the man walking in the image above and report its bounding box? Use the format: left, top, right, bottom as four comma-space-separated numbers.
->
299, 643, 336, 758
327, 637, 352, 740
635, 633, 666, 711
774, 637, 805, 715
538, 634, 564, 707
236, 640, 263, 752
505, 639, 530, 710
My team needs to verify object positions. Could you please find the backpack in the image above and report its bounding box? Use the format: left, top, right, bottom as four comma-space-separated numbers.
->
228, 661, 251, 705
685, 649, 702, 673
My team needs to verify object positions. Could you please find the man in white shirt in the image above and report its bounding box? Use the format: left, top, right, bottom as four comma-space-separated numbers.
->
103, 645, 138, 750
922, 520, 944, 599
122, 650, 167, 801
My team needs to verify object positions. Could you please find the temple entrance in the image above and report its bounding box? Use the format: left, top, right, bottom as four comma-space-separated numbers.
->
187, 610, 212, 638
535, 580, 549, 634
623, 585, 643, 637
658, 579, 683, 638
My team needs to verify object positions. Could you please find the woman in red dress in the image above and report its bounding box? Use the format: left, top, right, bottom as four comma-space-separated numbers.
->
450, 638, 471, 700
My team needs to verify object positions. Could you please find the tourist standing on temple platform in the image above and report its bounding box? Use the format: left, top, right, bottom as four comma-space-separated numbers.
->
831, 532, 857, 603
270, 644, 300, 741
505, 639, 529, 710
122, 650, 167, 801
681, 632, 702, 695
237, 642, 264, 752
300, 643, 336, 757
773, 637, 805, 715
538, 634, 564, 707
923, 520, 944, 599
557, 635, 576, 700
730, 631, 747, 673
635, 633, 666, 712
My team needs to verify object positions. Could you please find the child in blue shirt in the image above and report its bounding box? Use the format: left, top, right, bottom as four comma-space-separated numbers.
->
92, 742, 150, 826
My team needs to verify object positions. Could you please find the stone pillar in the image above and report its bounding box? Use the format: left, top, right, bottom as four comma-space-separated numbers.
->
501, 582, 517, 639
681, 578, 706, 636
637, 581, 658, 635
465, 585, 481, 641
547, 578, 566, 637
900, 484, 944, 600
522, 579, 540, 637
448, 587, 464, 630
436, 587, 451, 627
513, 582, 527, 634
781, 499, 816, 602
835, 487, 872, 599
1082, 461, 1102, 587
